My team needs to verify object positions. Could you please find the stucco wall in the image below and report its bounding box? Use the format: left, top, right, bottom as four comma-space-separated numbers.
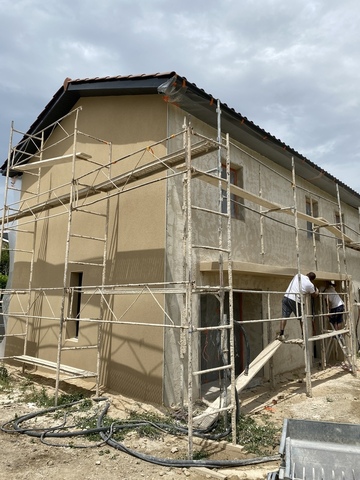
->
163, 104, 360, 404
6, 95, 168, 404
5, 94, 360, 407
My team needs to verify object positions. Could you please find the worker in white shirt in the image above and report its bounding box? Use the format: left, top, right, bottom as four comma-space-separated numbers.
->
278, 272, 319, 341
324, 280, 344, 331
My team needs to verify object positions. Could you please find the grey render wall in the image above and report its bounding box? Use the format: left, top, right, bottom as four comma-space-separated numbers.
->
163, 103, 360, 404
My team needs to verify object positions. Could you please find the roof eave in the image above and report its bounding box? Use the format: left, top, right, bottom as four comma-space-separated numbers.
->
3, 72, 359, 208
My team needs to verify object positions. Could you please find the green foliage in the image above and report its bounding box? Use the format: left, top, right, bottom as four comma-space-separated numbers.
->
19, 375, 34, 393
124, 410, 175, 440
0, 245, 9, 276
23, 385, 53, 407
57, 392, 91, 407
98, 449, 111, 456
23, 385, 91, 409
236, 414, 280, 455
192, 449, 211, 460
0, 364, 11, 390
77, 410, 119, 441
0, 273, 8, 289
0, 365, 9, 380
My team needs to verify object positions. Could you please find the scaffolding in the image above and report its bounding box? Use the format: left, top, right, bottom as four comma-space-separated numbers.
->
0, 105, 358, 458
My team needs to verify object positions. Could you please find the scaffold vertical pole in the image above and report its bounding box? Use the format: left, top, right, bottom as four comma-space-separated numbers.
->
185, 124, 194, 460
291, 156, 312, 397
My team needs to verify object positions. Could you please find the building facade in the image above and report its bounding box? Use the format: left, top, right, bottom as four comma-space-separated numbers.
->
1, 72, 359, 406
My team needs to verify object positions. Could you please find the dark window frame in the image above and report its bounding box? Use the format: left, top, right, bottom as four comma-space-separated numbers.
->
335, 211, 345, 245
306, 197, 320, 241
221, 164, 245, 221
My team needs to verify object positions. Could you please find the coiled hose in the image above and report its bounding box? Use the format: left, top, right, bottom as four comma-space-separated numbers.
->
1, 397, 280, 468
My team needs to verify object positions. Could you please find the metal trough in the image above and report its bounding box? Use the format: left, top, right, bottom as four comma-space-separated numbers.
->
268, 418, 360, 480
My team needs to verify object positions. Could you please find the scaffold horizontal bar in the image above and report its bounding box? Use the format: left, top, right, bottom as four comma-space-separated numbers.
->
61, 345, 98, 351
192, 363, 232, 376
191, 205, 229, 218
192, 244, 230, 253
68, 261, 104, 266
70, 233, 106, 242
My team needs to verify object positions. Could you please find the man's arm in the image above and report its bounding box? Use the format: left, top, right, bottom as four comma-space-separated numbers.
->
311, 286, 319, 298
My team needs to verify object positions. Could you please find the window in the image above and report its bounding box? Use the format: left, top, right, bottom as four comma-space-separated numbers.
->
221, 165, 245, 221
306, 197, 320, 241
66, 272, 83, 339
335, 212, 345, 244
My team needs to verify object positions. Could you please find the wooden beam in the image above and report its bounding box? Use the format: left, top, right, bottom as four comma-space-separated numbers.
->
192, 168, 356, 245
12, 152, 92, 171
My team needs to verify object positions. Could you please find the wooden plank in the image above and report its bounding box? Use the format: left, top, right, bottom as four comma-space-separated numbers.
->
13, 354, 97, 377
308, 328, 349, 342
12, 152, 92, 171
193, 169, 354, 243
235, 340, 282, 391
193, 168, 280, 210
193, 340, 282, 429
4, 141, 217, 224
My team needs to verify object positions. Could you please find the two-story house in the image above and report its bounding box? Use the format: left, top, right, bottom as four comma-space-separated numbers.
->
1, 72, 359, 407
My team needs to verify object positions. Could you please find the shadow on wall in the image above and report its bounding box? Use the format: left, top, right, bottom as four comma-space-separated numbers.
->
106, 358, 162, 404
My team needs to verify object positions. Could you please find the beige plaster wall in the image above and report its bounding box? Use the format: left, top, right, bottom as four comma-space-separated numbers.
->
6, 95, 168, 404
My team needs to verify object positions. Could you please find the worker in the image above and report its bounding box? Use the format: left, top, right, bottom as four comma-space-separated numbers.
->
278, 272, 319, 341
324, 280, 344, 330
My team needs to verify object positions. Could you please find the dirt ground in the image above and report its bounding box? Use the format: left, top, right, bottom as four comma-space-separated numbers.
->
0, 358, 359, 480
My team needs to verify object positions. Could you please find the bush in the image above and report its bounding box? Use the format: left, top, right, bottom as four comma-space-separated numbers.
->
0, 273, 7, 289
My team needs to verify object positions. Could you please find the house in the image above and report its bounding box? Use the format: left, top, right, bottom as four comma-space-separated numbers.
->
1, 72, 359, 408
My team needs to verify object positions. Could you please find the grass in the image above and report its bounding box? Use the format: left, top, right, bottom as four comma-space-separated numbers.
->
192, 449, 211, 460
75, 408, 175, 443
21, 384, 91, 408
236, 413, 280, 455
0, 365, 11, 390
1, 366, 280, 456
117, 410, 175, 441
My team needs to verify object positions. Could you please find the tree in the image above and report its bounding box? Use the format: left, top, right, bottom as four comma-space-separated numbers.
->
0, 242, 9, 289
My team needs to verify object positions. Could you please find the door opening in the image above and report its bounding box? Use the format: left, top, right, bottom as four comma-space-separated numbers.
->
200, 291, 263, 386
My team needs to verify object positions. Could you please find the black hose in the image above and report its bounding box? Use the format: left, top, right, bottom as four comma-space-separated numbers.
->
2, 398, 280, 468
97, 402, 280, 468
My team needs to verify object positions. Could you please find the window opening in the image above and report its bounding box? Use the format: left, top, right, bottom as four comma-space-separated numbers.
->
66, 272, 83, 339
335, 212, 345, 245
306, 197, 319, 241
221, 165, 245, 221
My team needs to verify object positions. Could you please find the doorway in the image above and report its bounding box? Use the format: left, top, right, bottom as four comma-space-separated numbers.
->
200, 291, 263, 386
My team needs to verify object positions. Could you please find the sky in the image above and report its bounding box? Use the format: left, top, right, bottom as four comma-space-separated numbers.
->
1, 0, 360, 198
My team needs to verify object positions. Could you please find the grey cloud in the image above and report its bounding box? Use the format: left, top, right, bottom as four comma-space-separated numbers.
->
1, 0, 360, 195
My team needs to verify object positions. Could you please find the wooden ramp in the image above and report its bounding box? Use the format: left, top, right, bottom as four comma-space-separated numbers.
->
193, 339, 282, 429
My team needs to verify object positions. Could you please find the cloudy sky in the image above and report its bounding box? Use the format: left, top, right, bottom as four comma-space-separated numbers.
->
1, 0, 360, 196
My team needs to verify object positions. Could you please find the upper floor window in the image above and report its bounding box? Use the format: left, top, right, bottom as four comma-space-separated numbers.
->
221, 165, 245, 221
335, 212, 345, 244
306, 197, 320, 241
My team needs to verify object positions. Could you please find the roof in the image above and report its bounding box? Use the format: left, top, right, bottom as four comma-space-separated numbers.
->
3, 71, 360, 208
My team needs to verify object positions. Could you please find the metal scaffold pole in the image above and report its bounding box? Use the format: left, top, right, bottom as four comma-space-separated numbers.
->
55, 108, 81, 404
291, 157, 312, 397
225, 132, 236, 444
335, 183, 357, 374
184, 124, 194, 459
